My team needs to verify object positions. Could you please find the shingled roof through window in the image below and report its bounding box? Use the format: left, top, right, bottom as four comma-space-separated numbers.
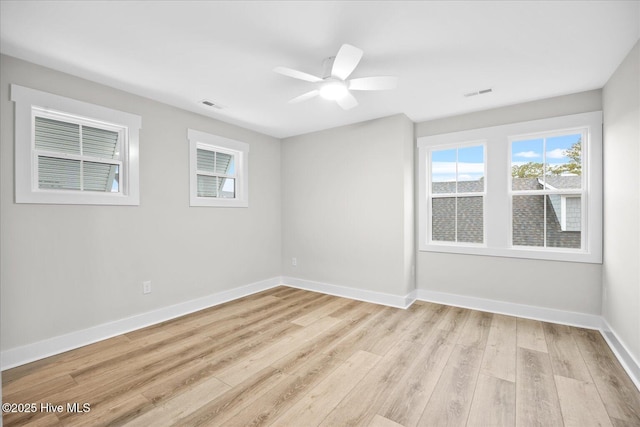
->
431, 176, 581, 248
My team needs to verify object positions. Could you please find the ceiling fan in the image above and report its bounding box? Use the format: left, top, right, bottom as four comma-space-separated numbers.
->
274, 44, 398, 110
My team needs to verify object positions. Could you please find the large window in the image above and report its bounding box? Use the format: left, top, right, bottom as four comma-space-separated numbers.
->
11, 85, 141, 205
510, 131, 585, 249
418, 111, 602, 263
188, 129, 249, 207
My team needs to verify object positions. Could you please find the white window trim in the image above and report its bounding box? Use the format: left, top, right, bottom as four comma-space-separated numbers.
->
188, 129, 249, 207
11, 84, 141, 205
418, 111, 602, 264
427, 141, 487, 247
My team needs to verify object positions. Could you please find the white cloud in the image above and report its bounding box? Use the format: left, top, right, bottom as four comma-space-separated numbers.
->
514, 151, 540, 158
432, 162, 483, 182
546, 148, 567, 159
458, 174, 477, 181
431, 162, 484, 174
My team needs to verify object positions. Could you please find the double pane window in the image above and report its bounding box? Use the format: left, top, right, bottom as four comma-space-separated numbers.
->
510, 133, 584, 249
188, 129, 249, 208
196, 147, 236, 198
34, 114, 122, 193
429, 145, 485, 244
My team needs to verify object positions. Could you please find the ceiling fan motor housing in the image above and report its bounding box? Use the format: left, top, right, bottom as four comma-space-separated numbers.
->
322, 56, 337, 79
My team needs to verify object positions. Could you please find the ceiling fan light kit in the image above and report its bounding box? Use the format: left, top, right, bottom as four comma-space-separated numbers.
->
274, 43, 398, 110
319, 80, 348, 100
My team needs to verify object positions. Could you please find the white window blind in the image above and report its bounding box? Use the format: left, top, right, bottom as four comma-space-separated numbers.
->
196, 148, 235, 198
34, 116, 121, 192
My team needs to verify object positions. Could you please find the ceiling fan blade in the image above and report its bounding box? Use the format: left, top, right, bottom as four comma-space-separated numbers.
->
288, 90, 320, 104
336, 92, 358, 110
274, 66, 322, 83
349, 76, 398, 91
331, 44, 363, 80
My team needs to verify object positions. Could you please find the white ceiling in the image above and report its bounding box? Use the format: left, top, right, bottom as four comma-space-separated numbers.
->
1, 1, 638, 139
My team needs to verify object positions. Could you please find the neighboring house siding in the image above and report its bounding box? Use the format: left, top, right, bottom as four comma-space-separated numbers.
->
544, 195, 581, 248
565, 196, 581, 231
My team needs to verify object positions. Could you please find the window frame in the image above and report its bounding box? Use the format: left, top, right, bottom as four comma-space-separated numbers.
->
418, 111, 602, 264
188, 129, 249, 207
11, 84, 141, 205
427, 141, 487, 247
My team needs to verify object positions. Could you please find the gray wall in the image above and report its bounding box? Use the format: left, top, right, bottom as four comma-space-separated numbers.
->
0, 55, 282, 351
415, 90, 604, 314
602, 41, 640, 362
281, 114, 415, 297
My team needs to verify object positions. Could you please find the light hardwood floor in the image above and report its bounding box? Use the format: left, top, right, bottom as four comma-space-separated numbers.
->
3, 287, 640, 426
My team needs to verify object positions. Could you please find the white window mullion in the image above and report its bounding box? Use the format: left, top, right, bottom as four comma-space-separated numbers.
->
454, 148, 459, 242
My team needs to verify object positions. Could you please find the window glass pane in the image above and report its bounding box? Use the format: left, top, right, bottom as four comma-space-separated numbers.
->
82, 126, 119, 159
544, 134, 582, 189
197, 149, 216, 173
457, 146, 484, 193
432, 197, 455, 241
219, 178, 236, 198
547, 195, 581, 248
512, 195, 544, 247
215, 152, 233, 174
35, 117, 80, 155
431, 149, 456, 194
83, 161, 118, 192
512, 138, 543, 190
111, 165, 120, 193
197, 175, 219, 197
38, 156, 81, 190
457, 196, 483, 243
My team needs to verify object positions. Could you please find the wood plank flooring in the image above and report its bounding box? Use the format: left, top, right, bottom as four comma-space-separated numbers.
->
3, 286, 640, 426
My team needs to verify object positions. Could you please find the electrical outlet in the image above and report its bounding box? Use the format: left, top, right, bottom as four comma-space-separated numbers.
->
143, 281, 151, 294
292, 257, 297, 267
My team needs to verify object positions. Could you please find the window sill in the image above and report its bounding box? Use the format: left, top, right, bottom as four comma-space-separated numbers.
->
419, 243, 602, 264
189, 197, 248, 208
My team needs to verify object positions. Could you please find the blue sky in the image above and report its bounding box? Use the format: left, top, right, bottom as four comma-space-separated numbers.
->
431, 145, 484, 182
512, 133, 580, 166
431, 133, 580, 182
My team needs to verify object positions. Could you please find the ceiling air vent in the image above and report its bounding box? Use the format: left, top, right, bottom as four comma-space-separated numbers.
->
199, 99, 222, 109
464, 88, 493, 98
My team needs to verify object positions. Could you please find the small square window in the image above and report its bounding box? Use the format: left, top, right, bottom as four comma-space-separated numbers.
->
11, 85, 141, 205
188, 129, 249, 207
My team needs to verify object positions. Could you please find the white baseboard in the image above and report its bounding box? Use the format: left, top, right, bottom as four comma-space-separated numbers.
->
600, 319, 640, 392
416, 288, 603, 330
281, 276, 416, 309
1, 277, 281, 371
